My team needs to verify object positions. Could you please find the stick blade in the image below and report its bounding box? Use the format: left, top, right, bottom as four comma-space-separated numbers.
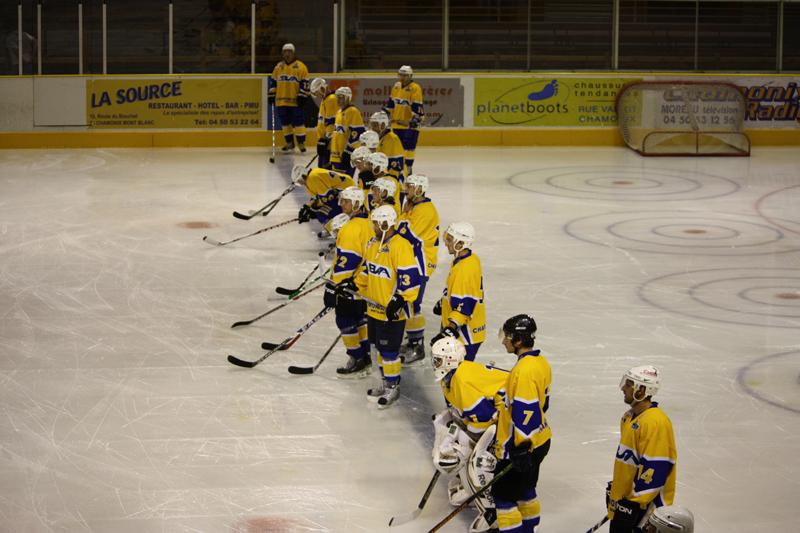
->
227, 354, 257, 368
232, 211, 254, 220
202, 236, 223, 246
287, 365, 314, 375
388, 508, 420, 527
274, 286, 298, 296
261, 341, 289, 351
230, 320, 251, 329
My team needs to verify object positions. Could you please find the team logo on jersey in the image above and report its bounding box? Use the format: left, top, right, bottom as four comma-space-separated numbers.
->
367, 262, 392, 279
631, 422, 640, 430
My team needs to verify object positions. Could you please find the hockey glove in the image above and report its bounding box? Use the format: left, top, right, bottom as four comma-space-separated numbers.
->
323, 282, 338, 309
335, 277, 358, 297
298, 204, 314, 224
385, 293, 405, 321
430, 325, 457, 346
267, 95, 276, 107
509, 444, 533, 473
409, 118, 420, 129
605, 481, 612, 510
432, 299, 442, 316
317, 136, 330, 155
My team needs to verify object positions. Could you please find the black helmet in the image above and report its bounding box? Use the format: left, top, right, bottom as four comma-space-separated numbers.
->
502, 314, 537, 346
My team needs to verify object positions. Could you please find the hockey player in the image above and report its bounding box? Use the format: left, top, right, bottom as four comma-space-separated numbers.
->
368, 111, 405, 183
607, 366, 677, 533
492, 314, 551, 533
396, 174, 439, 363
359, 130, 380, 152
431, 337, 508, 532
293, 165, 356, 227
310, 77, 338, 168
431, 222, 486, 360
350, 146, 374, 189
383, 65, 424, 174
643, 505, 693, 533
268, 43, 309, 152
330, 86, 365, 176
366, 152, 401, 215
336, 205, 421, 408
323, 187, 375, 378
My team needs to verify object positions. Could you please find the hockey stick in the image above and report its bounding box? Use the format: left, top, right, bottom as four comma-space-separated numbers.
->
203, 217, 299, 247
230, 282, 324, 329
287, 333, 342, 375
388, 470, 441, 527
426, 463, 513, 533
260, 153, 319, 217
227, 306, 332, 368
584, 515, 609, 533
232, 184, 293, 221
269, 101, 277, 164
275, 252, 324, 296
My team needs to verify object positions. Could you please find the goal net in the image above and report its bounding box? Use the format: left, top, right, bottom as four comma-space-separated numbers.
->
616, 81, 751, 156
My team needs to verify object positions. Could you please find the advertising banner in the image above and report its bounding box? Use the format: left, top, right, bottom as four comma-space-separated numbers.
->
474, 77, 640, 127
327, 77, 464, 127
86, 78, 262, 129
693, 77, 800, 129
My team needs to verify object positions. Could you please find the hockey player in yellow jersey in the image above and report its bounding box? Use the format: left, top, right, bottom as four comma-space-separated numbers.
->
383, 65, 424, 173
349, 146, 374, 189
431, 337, 508, 532
330, 86, 365, 176
368, 111, 405, 183
492, 314, 551, 533
322, 187, 375, 379
607, 365, 677, 533
359, 130, 380, 152
396, 174, 439, 364
335, 205, 421, 408
431, 222, 486, 360
293, 165, 355, 227
310, 78, 338, 168
366, 152, 401, 216
268, 43, 309, 152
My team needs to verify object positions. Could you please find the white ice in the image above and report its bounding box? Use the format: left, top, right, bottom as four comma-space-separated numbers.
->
0, 146, 798, 533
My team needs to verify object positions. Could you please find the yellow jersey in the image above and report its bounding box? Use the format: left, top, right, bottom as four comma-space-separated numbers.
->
383, 81, 424, 129
610, 403, 677, 515
316, 93, 339, 140
397, 198, 439, 278
269, 60, 309, 107
332, 213, 373, 284
378, 130, 406, 182
442, 361, 509, 435
494, 350, 552, 459
440, 251, 486, 345
368, 175, 402, 216
304, 168, 355, 215
331, 105, 365, 164
355, 233, 421, 321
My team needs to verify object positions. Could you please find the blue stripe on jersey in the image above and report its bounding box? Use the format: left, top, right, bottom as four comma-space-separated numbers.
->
348, 126, 366, 143
411, 102, 424, 115
334, 249, 363, 277
397, 265, 421, 293
511, 397, 542, 438
392, 97, 411, 106
449, 294, 478, 317
633, 457, 675, 496
335, 125, 346, 133
324, 117, 335, 125
383, 100, 395, 110
462, 397, 497, 424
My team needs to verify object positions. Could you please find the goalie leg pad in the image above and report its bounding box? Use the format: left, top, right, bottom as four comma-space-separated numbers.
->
467, 425, 497, 515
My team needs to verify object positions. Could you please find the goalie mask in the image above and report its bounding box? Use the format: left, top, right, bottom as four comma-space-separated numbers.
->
431, 337, 466, 382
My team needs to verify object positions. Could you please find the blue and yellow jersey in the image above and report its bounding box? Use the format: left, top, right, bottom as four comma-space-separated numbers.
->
494, 350, 552, 459
332, 213, 373, 284
269, 60, 309, 107
331, 105, 365, 163
440, 251, 486, 345
383, 81, 424, 130
316, 93, 339, 140
304, 168, 356, 214
367, 176, 402, 217
442, 361, 508, 435
378, 130, 406, 182
397, 198, 439, 278
610, 403, 676, 515
355, 233, 421, 321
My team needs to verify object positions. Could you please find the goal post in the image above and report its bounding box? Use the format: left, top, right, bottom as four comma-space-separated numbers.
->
616, 81, 751, 156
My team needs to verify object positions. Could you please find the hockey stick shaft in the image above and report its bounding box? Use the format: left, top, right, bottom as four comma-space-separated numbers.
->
426, 464, 513, 533
584, 515, 609, 533
230, 282, 324, 329
388, 470, 441, 526
287, 333, 341, 374
233, 183, 294, 220
227, 306, 332, 368
270, 102, 276, 162
203, 217, 298, 246
275, 252, 324, 296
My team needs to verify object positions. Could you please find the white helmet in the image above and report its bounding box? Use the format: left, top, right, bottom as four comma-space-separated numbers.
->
405, 174, 429, 195
370, 204, 397, 231
282, 43, 295, 52
431, 337, 466, 382
371, 177, 396, 199
335, 86, 352, 102
368, 152, 389, 175
328, 213, 350, 238
398, 65, 413, 76
351, 146, 372, 166
445, 222, 475, 251
620, 365, 661, 399
310, 77, 327, 96
338, 186, 365, 210
369, 111, 390, 131
359, 130, 380, 150
291, 164, 307, 185
647, 506, 694, 533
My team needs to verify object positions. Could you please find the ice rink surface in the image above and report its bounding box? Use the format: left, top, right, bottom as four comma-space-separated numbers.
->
0, 146, 798, 533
